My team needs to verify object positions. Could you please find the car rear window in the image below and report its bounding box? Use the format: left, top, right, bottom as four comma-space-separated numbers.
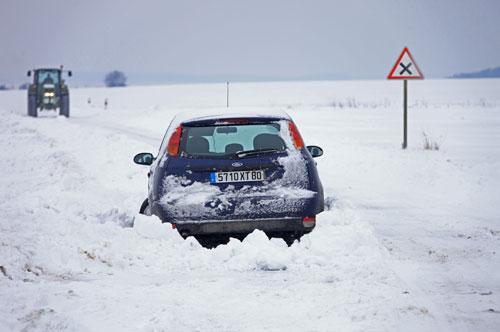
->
180, 123, 288, 157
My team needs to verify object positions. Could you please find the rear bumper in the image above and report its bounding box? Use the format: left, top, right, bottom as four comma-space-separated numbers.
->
174, 217, 315, 237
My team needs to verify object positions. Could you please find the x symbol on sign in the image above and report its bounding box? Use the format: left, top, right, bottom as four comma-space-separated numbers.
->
399, 62, 412, 75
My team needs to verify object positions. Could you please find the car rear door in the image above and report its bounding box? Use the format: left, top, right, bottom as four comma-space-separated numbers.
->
155, 118, 316, 222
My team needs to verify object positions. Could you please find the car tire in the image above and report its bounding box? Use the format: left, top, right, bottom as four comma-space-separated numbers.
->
139, 198, 152, 216
283, 236, 296, 247
195, 235, 230, 249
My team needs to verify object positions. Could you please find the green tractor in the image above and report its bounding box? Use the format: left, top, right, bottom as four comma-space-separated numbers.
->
27, 67, 72, 117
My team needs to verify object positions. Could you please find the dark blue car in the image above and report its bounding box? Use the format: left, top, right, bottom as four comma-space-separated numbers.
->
134, 111, 324, 246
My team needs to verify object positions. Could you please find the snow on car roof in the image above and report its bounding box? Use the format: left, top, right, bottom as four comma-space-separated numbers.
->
173, 108, 291, 124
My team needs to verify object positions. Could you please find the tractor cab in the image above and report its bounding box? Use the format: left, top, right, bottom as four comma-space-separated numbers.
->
27, 67, 72, 117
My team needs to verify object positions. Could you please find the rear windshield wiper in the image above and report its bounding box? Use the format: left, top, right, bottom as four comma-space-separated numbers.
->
235, 148, 279, 158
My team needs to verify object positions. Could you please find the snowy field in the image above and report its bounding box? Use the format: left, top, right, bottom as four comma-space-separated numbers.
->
1, 79, 499, 331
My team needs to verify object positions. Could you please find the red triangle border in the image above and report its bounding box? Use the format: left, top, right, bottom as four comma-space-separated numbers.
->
387, 47, 424, 80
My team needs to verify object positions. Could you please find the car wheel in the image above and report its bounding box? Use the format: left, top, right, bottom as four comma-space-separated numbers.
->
139, 198, 152, 216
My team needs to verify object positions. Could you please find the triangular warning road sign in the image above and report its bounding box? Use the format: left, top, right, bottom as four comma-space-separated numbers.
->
387, 47, 424, 80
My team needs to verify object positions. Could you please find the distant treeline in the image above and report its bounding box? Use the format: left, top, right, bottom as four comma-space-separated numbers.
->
451, 67, 500, 79
0, 83, 29, 90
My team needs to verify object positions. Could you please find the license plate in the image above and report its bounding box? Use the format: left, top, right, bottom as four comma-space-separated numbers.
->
210, 170, 265, 183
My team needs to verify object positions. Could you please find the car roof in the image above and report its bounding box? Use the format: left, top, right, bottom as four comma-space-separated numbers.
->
174, 109, 291, 125
34, 68, 61, 72
160, 109, 292, 143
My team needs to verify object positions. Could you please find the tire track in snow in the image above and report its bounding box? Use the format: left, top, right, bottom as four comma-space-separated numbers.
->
71, 115, 161, 147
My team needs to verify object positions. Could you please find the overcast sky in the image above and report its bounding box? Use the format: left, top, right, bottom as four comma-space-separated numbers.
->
1, 0, 499, 85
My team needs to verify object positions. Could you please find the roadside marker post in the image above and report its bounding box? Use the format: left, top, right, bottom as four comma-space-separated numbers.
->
226, 81, 229, 108
387, 47, 424, 149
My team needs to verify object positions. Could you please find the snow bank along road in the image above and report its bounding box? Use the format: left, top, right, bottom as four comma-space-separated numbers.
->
1, 79, 499, 331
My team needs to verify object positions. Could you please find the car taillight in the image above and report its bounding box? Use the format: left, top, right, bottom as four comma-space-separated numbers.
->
303, 216, 316, 227
167, 125, 182, 156
288, 121, 305, 149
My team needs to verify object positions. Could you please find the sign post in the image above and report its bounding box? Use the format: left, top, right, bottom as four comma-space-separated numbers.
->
387, 47, 424, 149
403, 79, 407, 148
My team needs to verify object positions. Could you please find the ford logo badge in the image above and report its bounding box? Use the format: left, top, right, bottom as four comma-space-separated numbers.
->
232, 162, 243, 167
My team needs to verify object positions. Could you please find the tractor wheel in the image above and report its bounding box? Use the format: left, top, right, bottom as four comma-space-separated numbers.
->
60, 94, 70, 117
28, 95, 37, 117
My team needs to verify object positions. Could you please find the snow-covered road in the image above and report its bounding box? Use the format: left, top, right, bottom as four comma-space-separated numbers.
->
1, 79, 499, 331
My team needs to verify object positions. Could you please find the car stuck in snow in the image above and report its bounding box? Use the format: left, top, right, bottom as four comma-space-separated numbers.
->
134, 110, 324, 246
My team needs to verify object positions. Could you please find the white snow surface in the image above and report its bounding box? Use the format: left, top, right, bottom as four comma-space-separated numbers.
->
0, 79, 499, 331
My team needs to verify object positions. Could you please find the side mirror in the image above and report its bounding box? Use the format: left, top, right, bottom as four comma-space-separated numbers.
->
68, 71, 72, 77
134, 152, 154, 166
306, 145, 323, 158
27, 70, 31, 77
